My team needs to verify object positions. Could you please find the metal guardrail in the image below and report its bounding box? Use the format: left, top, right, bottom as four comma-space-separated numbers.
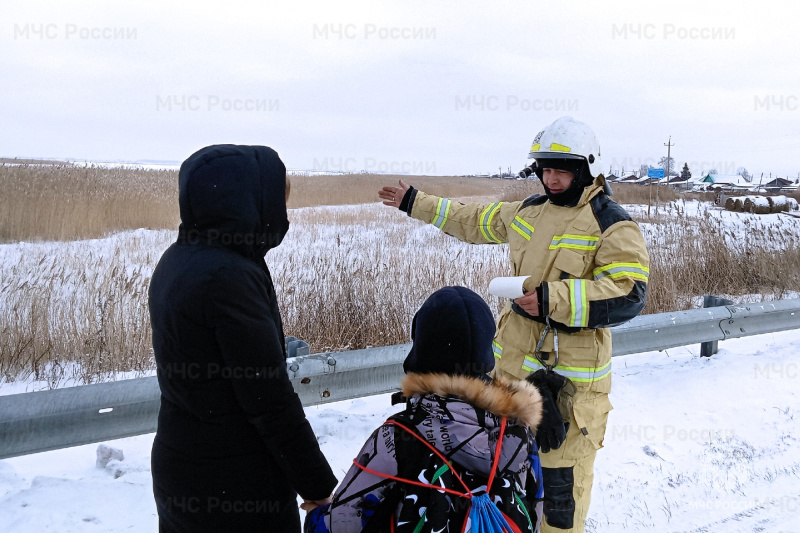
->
1, 299, 799, 460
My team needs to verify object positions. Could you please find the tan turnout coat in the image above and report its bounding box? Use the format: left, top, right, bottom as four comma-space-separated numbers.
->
405, 177, 649, 434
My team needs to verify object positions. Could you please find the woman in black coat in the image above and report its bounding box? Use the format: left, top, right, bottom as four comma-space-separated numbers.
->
149, 144, 337, 532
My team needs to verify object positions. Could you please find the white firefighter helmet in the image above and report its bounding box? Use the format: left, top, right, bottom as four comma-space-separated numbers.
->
527, 116, 602, 178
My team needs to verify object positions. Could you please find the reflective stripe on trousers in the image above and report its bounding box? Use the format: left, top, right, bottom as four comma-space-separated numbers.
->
522, 357, 611, 384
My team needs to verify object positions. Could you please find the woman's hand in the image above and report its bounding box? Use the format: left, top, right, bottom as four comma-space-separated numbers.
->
300, 495, 333, 513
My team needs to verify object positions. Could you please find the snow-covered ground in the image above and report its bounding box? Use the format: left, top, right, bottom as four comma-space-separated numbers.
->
2, 199, 799, 530
1, 329, 798, 532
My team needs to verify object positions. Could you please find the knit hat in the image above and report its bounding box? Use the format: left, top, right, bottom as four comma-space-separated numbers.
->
403, 286, 496, 378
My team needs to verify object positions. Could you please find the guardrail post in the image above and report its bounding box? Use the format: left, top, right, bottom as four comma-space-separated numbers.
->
285, 336, 310, 358
700, 295, 734, 357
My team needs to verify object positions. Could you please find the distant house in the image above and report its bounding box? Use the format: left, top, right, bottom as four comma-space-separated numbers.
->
606, 172, 640, 183
698, 173, 757, 192
606, 167, 644, 180
667, 175, 692, 190
621, 174, 650, 184
762, 177, 799, 193
639, 175, 674, 186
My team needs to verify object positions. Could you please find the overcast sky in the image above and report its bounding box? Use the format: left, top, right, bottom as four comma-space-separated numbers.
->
3, 0, 799, 178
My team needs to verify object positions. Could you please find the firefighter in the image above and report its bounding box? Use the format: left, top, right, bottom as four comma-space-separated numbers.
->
378, 116, 649, 532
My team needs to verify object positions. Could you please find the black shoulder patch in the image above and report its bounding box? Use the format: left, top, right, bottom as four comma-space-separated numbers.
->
521, 194, 547, 209
590, 193, 633, 233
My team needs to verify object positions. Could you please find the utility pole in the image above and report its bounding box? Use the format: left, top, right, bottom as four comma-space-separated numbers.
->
660, 136, 674, 216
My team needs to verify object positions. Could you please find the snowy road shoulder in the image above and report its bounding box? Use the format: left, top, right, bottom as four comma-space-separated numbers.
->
594, 329, 800, 532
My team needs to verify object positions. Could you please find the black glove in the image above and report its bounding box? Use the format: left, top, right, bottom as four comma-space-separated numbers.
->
534, 369, 576, 424
527, 369, 571, 453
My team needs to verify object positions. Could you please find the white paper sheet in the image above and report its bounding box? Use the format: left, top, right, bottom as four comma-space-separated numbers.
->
488, 276, 529, 299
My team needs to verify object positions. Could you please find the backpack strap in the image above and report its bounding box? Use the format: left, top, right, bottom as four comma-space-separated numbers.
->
352, 460, 470, 500
485, 416, 508, 494
352, 416, 509, 497
352, 419, 472, 499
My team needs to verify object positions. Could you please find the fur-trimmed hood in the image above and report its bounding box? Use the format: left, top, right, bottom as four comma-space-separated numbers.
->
398, 373, 542, 480
402, 373, 543, 429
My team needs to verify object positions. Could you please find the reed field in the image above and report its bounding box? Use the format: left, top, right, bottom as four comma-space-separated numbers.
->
0, 163, 541, 243
0, 164, 179, 243
1, 164, 799, 387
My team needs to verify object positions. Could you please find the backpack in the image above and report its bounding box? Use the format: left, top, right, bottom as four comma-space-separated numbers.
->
353, 410, 542, 533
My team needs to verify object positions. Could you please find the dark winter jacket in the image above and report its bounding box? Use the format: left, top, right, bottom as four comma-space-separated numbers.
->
149, 145, 337, 532
305, 373, 544, 533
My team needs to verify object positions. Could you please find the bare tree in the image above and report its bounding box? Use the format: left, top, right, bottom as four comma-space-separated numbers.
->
736, 166, 752, 182
658, 156, 676, 176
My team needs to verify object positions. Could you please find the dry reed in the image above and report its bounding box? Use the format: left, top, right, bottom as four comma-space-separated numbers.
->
0, 164, 179, 243
287, 174, 541, 208
2, 165, 799, 387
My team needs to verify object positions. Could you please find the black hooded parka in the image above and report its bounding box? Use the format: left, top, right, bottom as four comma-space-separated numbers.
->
149, 145, 336, 532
